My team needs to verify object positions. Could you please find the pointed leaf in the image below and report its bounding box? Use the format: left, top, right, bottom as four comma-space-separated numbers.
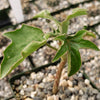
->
0, 24, 46, 79
76, 39, 99, 50
53, 40, 68, 62
62, 9, 87, 34
68, 30, 96, 41
53, 35, 68, 62
67, 47, 81, 76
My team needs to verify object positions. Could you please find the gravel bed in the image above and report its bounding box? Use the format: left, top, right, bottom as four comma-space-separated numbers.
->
0, 0, 100, 99
12, 64, 100, 100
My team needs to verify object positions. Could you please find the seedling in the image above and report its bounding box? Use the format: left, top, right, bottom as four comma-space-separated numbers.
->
0, 8, 99, 94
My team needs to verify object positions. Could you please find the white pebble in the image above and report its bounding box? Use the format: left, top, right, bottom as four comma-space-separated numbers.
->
62, 73, 68, 79
20, 89, 24, 95
47, 96, 54, 100
67, 80, 73, 87
23, 84, 27, 89
59, 79, 68, 87
79, 90, 84, 95
30, 91, 37, 98
84, 79, 90, 85
30, 72, 36, 80
70, 95, 75, 100
68, 87, 75, 92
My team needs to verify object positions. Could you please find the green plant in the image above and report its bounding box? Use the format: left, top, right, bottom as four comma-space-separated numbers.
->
0, 8, 99, 94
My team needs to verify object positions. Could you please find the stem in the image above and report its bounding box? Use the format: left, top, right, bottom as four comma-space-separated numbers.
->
46, 43, 57, 51
52, 55, 67, 94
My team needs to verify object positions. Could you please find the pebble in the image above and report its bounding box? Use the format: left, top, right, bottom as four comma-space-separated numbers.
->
59, 79, 68, 87
1, 1, 100, 99
30, 91, 37, 98
84, 79, 90, 85
25, 98, 33, 100
14, 80, 20, 85
26, 79, 33, 85
65, 89, 72, 96
47, 96, 54, 100
20, 89, 24, 95
70, 95, 75, 100
67, 80, 73, 87
97, 93, 100, 99
79, 90, 84, 95
30, 72, 36, 80
33, 97, 42, 100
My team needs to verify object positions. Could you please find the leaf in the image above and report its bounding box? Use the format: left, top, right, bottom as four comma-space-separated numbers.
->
52, 29, 99, 76
74, 39, 99, 50
53, 40, 68, 62
0, 24, 47, 79
52, 35, 68, 62
68, 30, 96, 41
67, 47, 81, 76
33, 10, 61, 32
62, 8, 87, 34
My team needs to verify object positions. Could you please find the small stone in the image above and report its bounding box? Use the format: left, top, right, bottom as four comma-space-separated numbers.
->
81, 95, 88, 100
31, 91, 37, 98
65, 89, 72, 96
47, 96, 54, 100
33, 97, 42, 100
92, 89, 98, 94
51, 69, 56, 75
38, 83, 45, 89
30, 72, 36, 80
79, 90, 84, 95
62, 73, 68, 79
78, 73, 83, 78
23, 84, 27, 88
84, 79, 90, 85
43, 78, 47, 83
59, 79, 68, 87
67, 80, 73, 87
14, 80, 20, 85
37, 92, 45, 98
21, 76, 26, 81
25, 98, 33, 100
97, 93, 100, 99
26, 79, 33, 85
20, 89, 24, 95
70, 95, 75, 100
68, 87, 75, 92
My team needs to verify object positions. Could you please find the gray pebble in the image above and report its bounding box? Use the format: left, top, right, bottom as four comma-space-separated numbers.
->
81, 94, 88, 100
92, 89, 98, 94
26, 79, 33, 85
51, 69, 56, 75
33, 97, 42, 100
21, 76, 26, 81
96, 93, 100, 100
65, 89, 72, 97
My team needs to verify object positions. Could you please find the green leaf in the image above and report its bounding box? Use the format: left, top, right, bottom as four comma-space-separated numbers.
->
52, 35, 68, 62
52, 29, 99, 76
0, 24, 47, 79
53, 40, 68, 62
67, 47, 81, 76
75, 39, 99, 50
68, 30, 96, 41
62, 8, 87, 34
33, 10, 61, 32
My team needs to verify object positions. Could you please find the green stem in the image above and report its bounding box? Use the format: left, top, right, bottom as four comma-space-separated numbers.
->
46, 43, 57, 51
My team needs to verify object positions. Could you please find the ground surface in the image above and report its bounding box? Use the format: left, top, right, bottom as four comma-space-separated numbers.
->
0, 0, 100, 100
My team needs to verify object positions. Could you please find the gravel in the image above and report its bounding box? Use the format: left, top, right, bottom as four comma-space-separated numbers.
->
0, 0, 100, 99
11, 64, 100, 100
